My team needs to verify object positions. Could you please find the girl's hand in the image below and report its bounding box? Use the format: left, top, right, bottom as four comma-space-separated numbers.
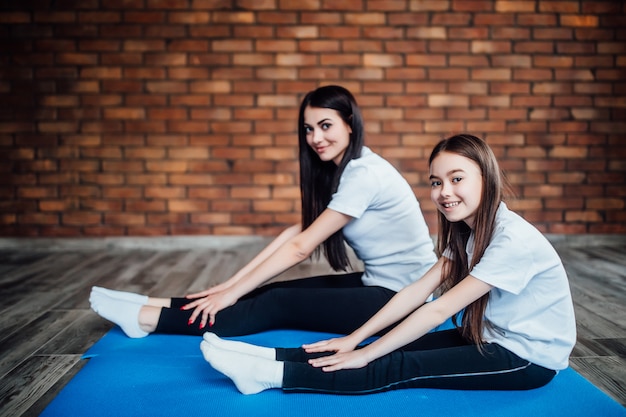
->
308, 350, 370, 372
302, 335, 359, 355
181, 288, 239, 329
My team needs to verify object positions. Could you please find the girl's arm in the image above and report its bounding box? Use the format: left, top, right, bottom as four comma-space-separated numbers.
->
304, 258, 445, 354
184, 208, 353, 327
309, 273, 493, 372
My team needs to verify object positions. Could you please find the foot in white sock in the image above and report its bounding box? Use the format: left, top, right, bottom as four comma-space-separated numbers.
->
91, 286, 149, 305
203, 333, 276, 360
90, 291, 148, 338
200, 341, 283, 395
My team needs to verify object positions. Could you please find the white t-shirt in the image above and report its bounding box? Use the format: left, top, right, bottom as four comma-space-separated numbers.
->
461, 202, 576, 370
327, 147, 437, 292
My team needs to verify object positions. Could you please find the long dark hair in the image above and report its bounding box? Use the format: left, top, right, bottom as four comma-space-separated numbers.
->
298, 85, 365, 271
429, 134, 503, 345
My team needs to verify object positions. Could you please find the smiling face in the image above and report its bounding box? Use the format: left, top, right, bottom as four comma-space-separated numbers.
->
429, 151, 484, 229
303, 105, 352, 166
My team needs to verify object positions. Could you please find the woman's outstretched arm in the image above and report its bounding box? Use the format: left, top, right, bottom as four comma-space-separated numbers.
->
186, 223, 302, 297
183, 209, 353, 328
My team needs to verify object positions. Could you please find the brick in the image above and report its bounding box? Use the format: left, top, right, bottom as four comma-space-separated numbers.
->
144, 52, 187, 66
191, 213, 231, 224
449, 27, 489, 40
586, 198, 624, 210
496, 1, 536, 13
212, 39, 254, 52
102, 52, 143, 65
514, 41, 555, 54
124, 68, 166, 79
429, 40, 470, 53
428, 94, 470, 107
126, 200, 166, 212
144, 186, 186, 199
232, 53, 274, 66
168, 147, 209, 159
167, 11, 210, 24
62, 212, 102, 226
562, 15, 600, 27
80, 67, 122, 79
99, 24, 143, 38
104, 212, 146, 225
144, 82, 189, 94
169, 174, 214, 185
146, 160, 187, 172
168, 199, 209, 212
538, 28, 578, 41
274, 26, 318, 40
565, 211, 603, 222
38, 122, 79, 133
125, 94, 167, 106
188, 26, 231, 38
56, 52, 98, 65
231, 186, 271, 199
408, 27, 447, 39
147, 108, 188, 120
126, 174, 167, 185
103, 108, 146, 119
471, 40, 511, 54
474, 68, 513, 81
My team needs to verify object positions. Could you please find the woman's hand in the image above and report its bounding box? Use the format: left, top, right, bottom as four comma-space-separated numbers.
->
308, 349, 370, 372
181, 286, 240, 329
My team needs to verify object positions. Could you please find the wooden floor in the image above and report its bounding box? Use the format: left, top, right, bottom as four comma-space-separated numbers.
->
0, 236, 624, 416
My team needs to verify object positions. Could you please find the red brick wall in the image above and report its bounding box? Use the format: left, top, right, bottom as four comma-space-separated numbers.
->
1, 0, 625, 237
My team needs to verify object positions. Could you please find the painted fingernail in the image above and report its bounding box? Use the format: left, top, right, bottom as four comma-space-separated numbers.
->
209, 322, 213, 327
199, 323, 205, 329
188, 319, 193, 325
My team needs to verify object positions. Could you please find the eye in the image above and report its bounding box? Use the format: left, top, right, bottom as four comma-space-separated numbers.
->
430, 180, 441, 188
304, 125, 313, 134
452, 177, 462, 183
321, 122, 331, 130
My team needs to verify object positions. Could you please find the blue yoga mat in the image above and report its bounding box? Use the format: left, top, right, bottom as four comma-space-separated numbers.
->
42, 327, 625, 417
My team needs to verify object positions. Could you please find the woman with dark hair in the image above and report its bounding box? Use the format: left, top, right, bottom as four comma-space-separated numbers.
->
90, 85, 437, 338
200, 134, 576, 395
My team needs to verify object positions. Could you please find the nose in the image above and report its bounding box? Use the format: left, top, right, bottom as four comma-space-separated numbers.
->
440, 181, 452, 197
311, 128, 323, 144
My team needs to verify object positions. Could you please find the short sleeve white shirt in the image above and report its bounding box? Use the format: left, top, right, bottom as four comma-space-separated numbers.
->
327, 147, 437, 292
465, 202, 576, 370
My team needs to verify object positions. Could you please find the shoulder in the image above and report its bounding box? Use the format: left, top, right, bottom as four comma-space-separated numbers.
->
487, 202, 561, 271
492, 203, 548, 249
342, 147, 397, 178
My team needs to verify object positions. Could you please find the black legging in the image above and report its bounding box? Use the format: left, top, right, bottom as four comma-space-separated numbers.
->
155, 272, 397, 337
277, 329, 556, 394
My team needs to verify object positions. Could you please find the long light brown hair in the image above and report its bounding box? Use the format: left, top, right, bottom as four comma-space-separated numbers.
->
429, 134, 505, 345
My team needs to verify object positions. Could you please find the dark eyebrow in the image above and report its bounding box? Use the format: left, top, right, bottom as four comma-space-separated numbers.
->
316, 118, 331, 126
429, 169, 465, 180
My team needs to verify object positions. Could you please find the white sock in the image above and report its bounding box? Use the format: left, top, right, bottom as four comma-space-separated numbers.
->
200, 341, 283, 394
90, 291, 148, 338
91, 286, 149, 305
203, 333, 276, 360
